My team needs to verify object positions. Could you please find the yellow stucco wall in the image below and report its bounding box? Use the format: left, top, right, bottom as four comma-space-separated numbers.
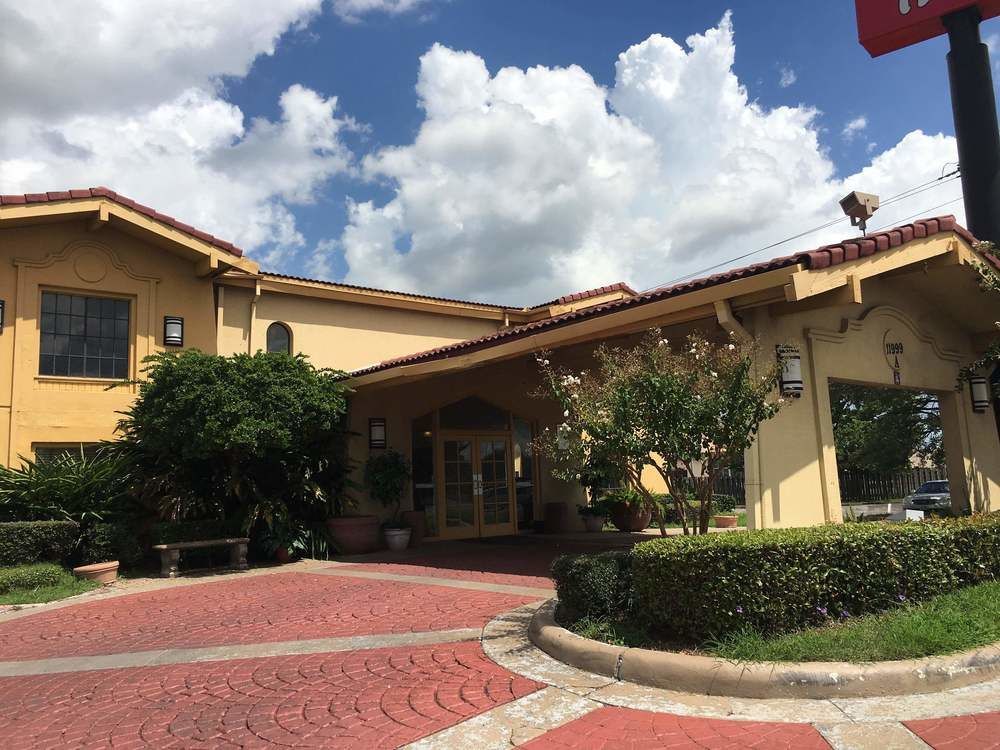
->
235, 288, 501, 372
0, 221, 218, 464
741, 272, 1000, 529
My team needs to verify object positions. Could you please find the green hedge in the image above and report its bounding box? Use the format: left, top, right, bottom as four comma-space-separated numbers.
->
79, 523, 145, 567
551, 550, 632, 622
0, 521, 78, 566
631, 517, 1000, 641
0, 563, 63, 594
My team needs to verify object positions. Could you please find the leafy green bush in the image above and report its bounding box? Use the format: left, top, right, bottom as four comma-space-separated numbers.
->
79, 523, 145, 567
551, 550, 632, 622
0, 450, 137, 524
713, 494, 737, 514
0, 521, 78, 566
116, 351, 353, 529
0, 563, 63, 594
631, 520, 1000, 642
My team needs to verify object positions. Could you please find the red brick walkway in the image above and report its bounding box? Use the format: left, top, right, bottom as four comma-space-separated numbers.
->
341, 561, 554, 589
0, 641, 542, 749
0, 572, 537, 660
518, 706, 830, 749
906, 711, 1000, 749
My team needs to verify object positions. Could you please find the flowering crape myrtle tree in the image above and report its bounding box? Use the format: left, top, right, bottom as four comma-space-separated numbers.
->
535, 329, 784, 535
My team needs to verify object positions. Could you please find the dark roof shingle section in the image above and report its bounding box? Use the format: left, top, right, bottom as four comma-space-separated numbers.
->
0, 187, 244, 257
350, 216, 972, 379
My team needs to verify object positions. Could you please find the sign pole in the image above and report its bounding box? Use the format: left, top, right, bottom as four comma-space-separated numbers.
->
944, 7, 1000, 243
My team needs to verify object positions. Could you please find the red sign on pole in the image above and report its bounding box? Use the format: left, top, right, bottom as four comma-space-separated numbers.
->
856, 0, 1000, 56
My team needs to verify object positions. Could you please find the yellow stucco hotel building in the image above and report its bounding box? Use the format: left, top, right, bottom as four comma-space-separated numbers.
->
2, 188, 999, 537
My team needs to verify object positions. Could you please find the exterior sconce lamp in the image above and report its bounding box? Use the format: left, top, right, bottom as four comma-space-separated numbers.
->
163, 316, 184, 347
369, 418, 387, 449
970, 375, 991, 413
777, 344, 804, 398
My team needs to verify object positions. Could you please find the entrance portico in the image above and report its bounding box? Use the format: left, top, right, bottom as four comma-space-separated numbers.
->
346, 216, 1000, 535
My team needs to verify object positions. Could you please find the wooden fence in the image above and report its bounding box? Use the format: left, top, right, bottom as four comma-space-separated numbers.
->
837, 467, 947, 504
675, 466, 946, 506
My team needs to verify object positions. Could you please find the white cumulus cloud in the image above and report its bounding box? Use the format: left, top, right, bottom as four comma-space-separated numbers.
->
340, 13, 961, 304
842, 115, 869, 142
778, 66, 797, 88
332, 0, 436, 23
0, 0, 358, 267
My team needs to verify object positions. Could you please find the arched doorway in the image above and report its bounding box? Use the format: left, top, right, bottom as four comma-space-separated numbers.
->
411, 396, 537, 540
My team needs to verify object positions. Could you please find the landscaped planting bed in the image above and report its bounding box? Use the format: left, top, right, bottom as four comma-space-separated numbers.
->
0, 562, 98, 605
551, 514, 1000, 661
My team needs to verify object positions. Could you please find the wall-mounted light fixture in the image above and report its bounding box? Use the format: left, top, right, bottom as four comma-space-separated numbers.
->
0, 300, 5, 333
163, 316, 184, 347
970, 375, 991, 413
776, 344, 804, 398
369, 417, 387, 449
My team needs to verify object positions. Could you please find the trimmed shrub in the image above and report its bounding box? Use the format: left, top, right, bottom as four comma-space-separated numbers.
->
936, 514, 1000, 584
713, 494, 737, 514
551, 550, 632, 622
0, 521, 78, 566
631, 520, 1000, 642
0, 563, 63, 594
79, 523, 145, 567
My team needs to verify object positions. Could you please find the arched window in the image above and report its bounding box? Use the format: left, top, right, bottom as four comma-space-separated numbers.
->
266, 322, 291, 354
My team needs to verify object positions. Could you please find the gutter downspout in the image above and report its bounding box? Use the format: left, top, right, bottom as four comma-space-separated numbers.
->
714, 300, 766, 530
248, 279, 261, 354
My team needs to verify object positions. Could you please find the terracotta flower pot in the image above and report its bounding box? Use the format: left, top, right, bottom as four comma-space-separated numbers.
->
610, 504, 652, 532
73, 560, 119, 585
326, 515, 380, 555
713, 514, 739, 528
401, 510, 426, 548
383, 527, 412, 552
275, 546, 292, 564
581, 515, 605, 533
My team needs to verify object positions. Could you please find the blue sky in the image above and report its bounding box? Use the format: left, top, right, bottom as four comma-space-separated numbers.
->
228, 0, 961, 283
0, 1, 986, 304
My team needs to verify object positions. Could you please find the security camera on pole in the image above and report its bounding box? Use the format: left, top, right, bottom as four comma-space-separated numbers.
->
855, 0, 1000, 243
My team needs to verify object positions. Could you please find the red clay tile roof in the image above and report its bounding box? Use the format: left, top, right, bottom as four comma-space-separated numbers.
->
0, 187, 244, 258
261, 271, 511, 309
530, 282, 637, 309
350, 216, 974, 379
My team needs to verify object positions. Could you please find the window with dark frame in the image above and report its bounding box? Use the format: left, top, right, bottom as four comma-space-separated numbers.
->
39, 291, 130, 379
266, 322, 291, 354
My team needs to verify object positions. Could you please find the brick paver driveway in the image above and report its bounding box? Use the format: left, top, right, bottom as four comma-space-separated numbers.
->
0, 536, 994, 749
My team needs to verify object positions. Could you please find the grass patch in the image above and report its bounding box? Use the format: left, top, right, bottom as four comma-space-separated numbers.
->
0, 567, 99, 605
568, 580, 1000, 663
708, 580, 1000, 662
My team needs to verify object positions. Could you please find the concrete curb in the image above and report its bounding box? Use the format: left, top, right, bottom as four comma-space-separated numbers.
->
528, 599, 1000, 699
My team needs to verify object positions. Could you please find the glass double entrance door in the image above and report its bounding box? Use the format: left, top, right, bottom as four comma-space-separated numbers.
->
440, 434, 516, 538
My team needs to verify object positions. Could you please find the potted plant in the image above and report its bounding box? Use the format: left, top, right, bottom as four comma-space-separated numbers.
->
262, 518, 308, 563
577, 500, 608, 532
605, 488, 653, 532
364, 450, 413, 552
712, 494, 739, 528
325, 487, 382, 555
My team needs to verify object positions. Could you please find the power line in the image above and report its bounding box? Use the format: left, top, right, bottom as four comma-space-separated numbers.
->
866, 195, 964, 232
640, 170, 963, 292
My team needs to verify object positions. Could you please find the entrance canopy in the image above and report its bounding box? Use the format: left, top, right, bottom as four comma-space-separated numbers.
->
347, 216, 1000, 532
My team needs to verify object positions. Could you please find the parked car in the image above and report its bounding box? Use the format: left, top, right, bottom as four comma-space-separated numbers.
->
903, 480, 951, 514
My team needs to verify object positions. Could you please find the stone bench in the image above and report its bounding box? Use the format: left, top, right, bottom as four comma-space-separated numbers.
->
151, 538, 249, 578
